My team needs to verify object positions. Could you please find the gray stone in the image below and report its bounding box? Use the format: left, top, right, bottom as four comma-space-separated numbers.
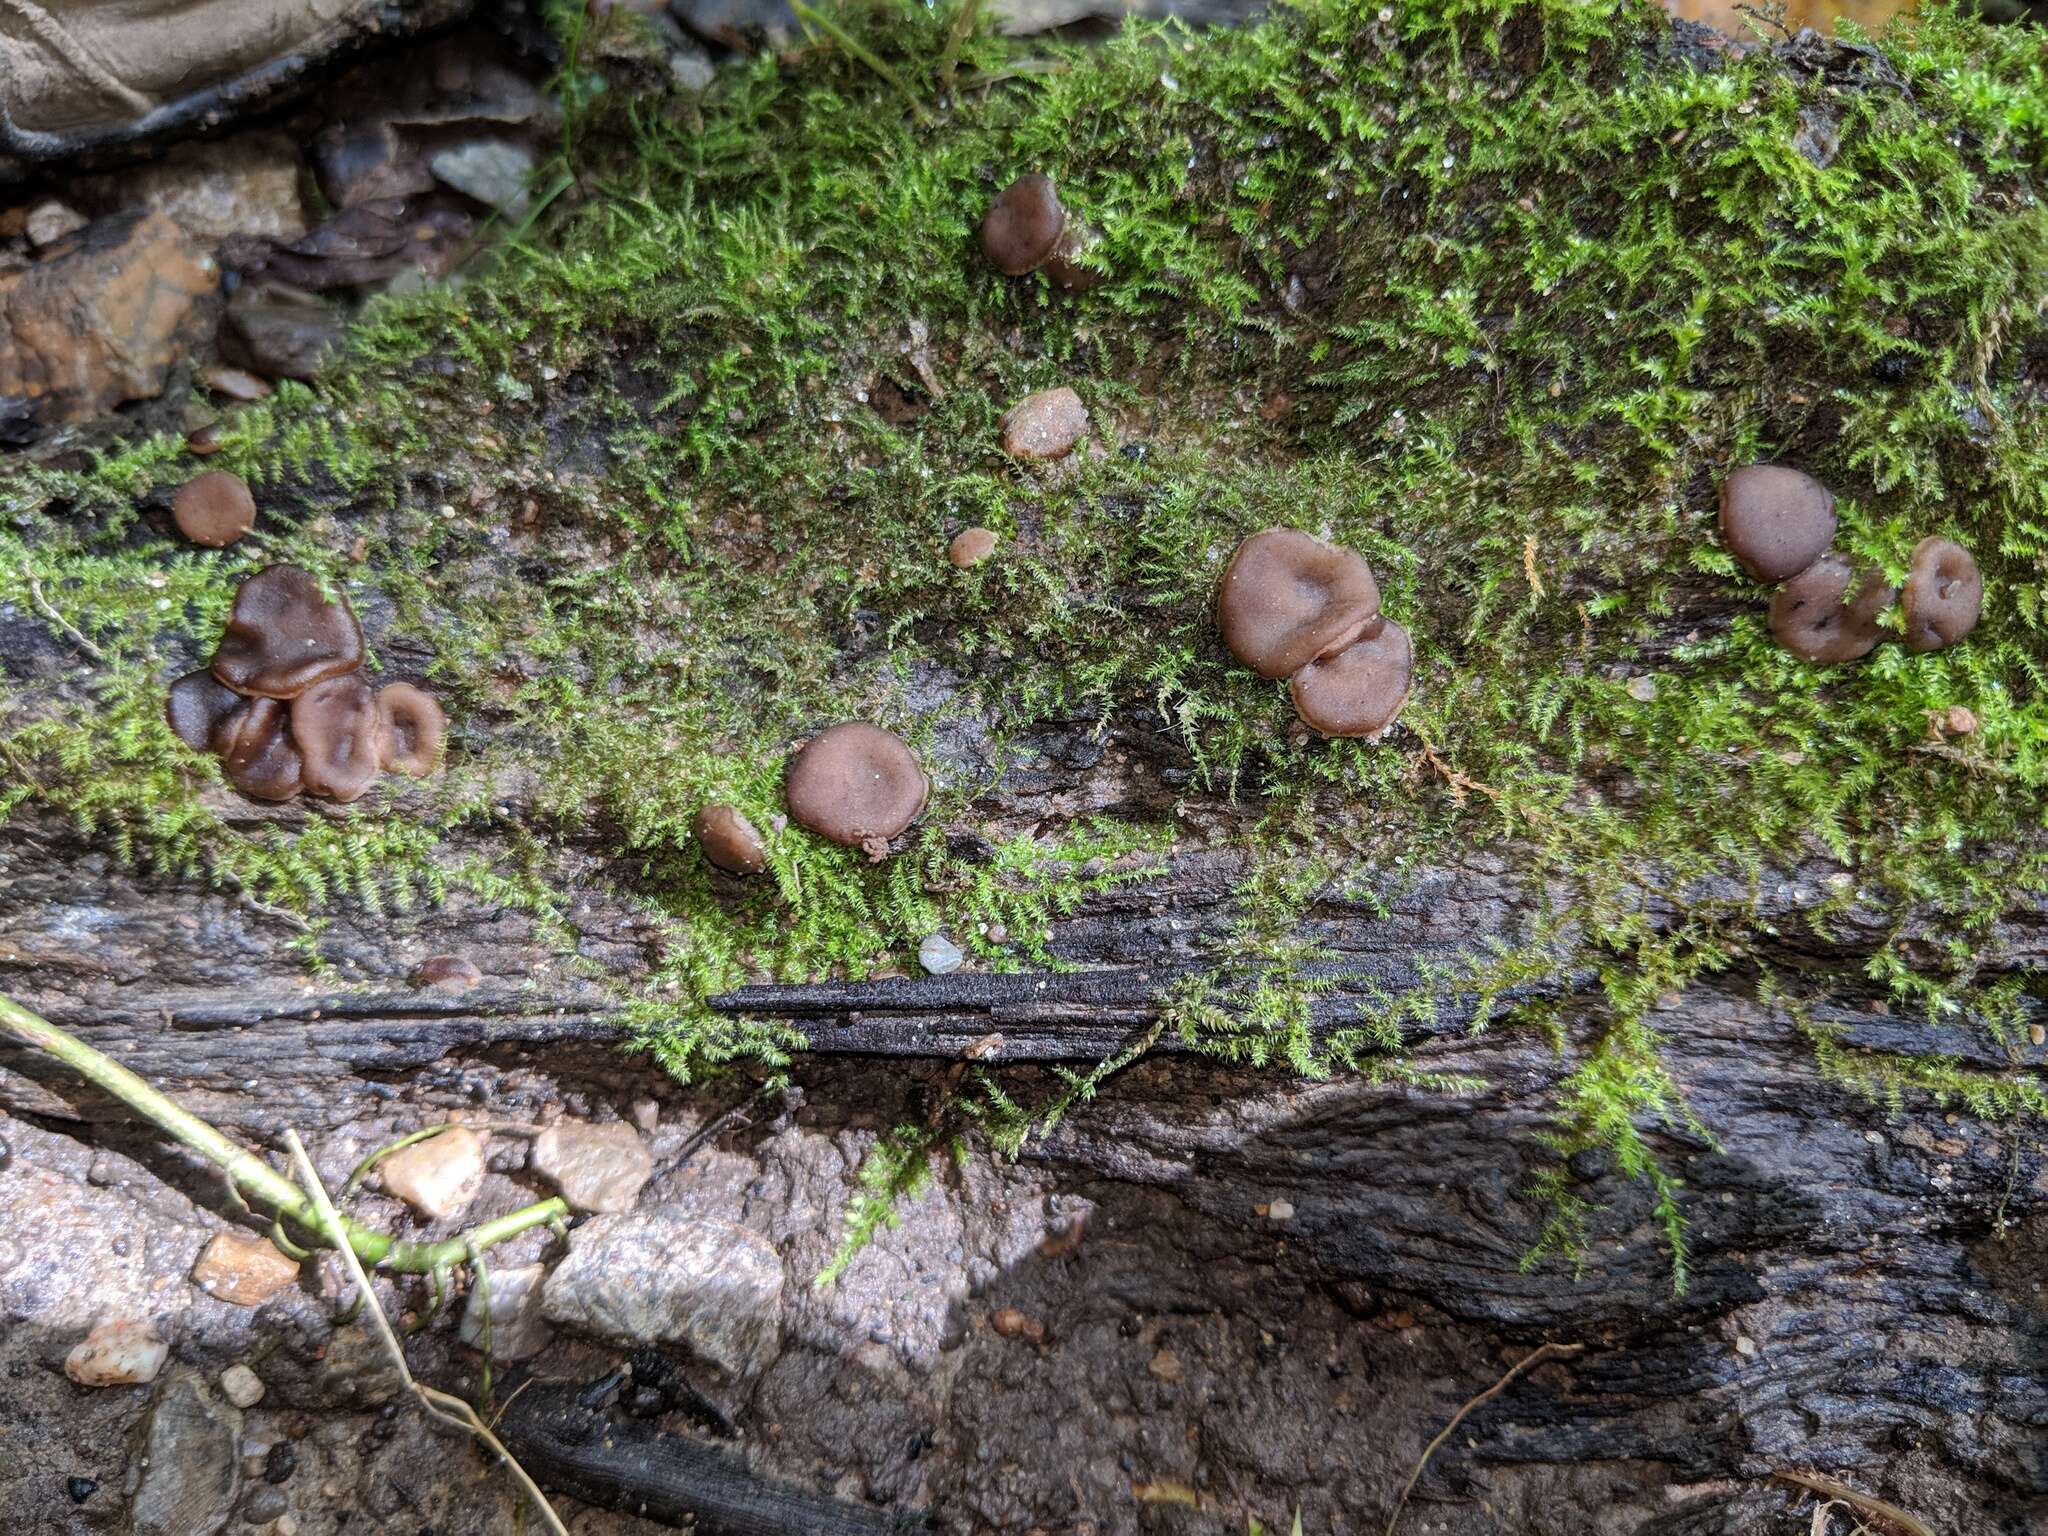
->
530, 1120, 652, 1214
457, 1262, 551, 1361
430, 139, 535, 217
542, 1206, 783, 1379
241, 1485, 288, 1522
132, 1371, 242, 1536
918, 933, 964, 975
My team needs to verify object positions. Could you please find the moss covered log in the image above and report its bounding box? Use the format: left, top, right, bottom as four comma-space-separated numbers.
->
3, 0, 2047, 1526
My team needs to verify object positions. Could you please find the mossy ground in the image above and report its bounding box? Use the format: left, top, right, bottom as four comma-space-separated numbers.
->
4, 0, 2046, 1282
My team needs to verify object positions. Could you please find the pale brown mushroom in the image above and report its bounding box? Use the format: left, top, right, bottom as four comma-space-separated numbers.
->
1900, 537, 1982, 652
785, 723, 928, 859
171, 470, 256, 548
210, 565, 364, 699
291, 672, 383, 802
375, 683, 446, 776
211, 696, 304, 801
1718, 465, 1837, 583
949, 528, 999, 567
1768, 553, 1897, 663
1217, 528, 1381, 679
1289, 620, 1413, 738
417, 955, 483, 991
695, 804, 768, 875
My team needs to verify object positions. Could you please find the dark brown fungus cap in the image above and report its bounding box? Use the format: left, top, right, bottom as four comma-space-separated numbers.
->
1768, 553, 1897, 664
1289, 620, 1413, 738
1900, 536, 1982, 652
210, 565, 364, 699
211, 697, 303, 801
1041, 222, 1105, 292
291, 672, 383, 802
375, 683, 446, 777
171, 470, 256, 548
1718, 465, 1837, 583
417, 955, 483, 991
785, 723, 928, 858
165, 669, 243, 751
695, 803, 768, 875
1217, 528, 1381, 679
982, 174, 1067, 277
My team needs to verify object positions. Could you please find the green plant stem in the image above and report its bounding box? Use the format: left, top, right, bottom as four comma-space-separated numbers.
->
0, 992, 567, 1273
789, 0, 928, 121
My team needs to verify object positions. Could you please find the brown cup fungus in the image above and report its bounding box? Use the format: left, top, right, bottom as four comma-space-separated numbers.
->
211, 564, 365, 698
166, 563, 446, 804
949, 527, 999, 568
1718, 465, 1837, 583
1900, 537, 1982, 652
981, 173, 1102, 291
166, 669, 245, 751
376, 683, 447, 777
695, 804, 769, 875
212, 697, 304, 802
1218, 528, 1415, 739
786, 723, 928, 859
1290, 620, 1414, 738
172, 470, 257, 547
1217, 528, 1381, 679
1768, 553, 1897, 664
292, 673, 383, 802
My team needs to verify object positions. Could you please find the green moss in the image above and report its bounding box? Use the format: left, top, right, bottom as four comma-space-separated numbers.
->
5, 0, 2047, 1285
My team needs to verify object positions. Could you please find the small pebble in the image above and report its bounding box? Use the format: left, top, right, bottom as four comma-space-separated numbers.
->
276, 1516, 299, 1536
918, 933, 964, 975
264, 1441, 297, 1484
220, 1364, 265, 1409
2030, 1023, 2045, 1048
999, 387, 1089, 461
1943, 705, 1978, 736
990, 1307, 1045, 1342
1734, 1336, 1757, 1357
66, 1476, 97, 1504
1266, 1199, 1295, 1221
1626, 675, 1657, 703
242, 1485, 288, 1523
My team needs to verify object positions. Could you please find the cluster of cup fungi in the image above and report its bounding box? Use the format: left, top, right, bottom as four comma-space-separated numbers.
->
166, 560, 445, 803
163, 177, 1981, 894
1719, 465, 1983, 663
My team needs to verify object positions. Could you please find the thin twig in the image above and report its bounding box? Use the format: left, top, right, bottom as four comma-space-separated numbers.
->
1384, 1341, 1584, 1535
285, 1129, 570, 1536
937, 0, 984, 91
0, 992, 566, 1274
1772, 1470, 1934, 1536
24, 570, 106, 661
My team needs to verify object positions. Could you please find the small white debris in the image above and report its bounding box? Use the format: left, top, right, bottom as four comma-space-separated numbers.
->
1734, 1336, 1757, 1358
1626, 675, 1657, 703
1266, 1199, 1295, 1221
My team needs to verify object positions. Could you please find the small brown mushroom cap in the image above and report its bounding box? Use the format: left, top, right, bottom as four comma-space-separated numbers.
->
982, 173, 1068, 277
291, 672, 384, 802
417, 955, 483, 991
1042, 222, 1104, 291
211, 696, 304, 801
785, 723, 928, 857
171, 470, 257, 548
1718, 465, 1837, 583
1900, 536, 1982, 652
210, 565, 365, 699
165, 669, 244, 751
695, 803, 768, 875
949, 527, 999, 568
1289, 620, 1413, 738
1768, 553, 1897, 664
1217, 528, 1381, 679
376, 683, 446, 776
